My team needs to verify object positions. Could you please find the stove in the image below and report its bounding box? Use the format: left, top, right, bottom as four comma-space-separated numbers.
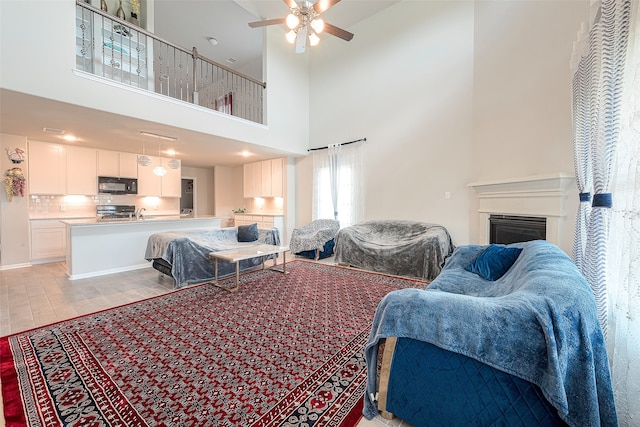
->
96, 205, 136, 220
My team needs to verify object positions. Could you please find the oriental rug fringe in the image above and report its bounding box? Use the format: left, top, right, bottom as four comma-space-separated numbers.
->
1, 261, 424, 427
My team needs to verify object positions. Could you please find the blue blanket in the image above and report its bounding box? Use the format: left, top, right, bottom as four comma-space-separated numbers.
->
364, 240, 617, 427
145, 227, 280, 288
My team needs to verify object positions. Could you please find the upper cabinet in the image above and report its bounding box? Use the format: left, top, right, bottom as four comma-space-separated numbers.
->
137, 155, 161, 196
66, 146, 98, 195
161, 157, 181, 197
29, 142, 98, 196
266, 158, 284, 197
98, 150, 138, 178
243, 158, 284, 198
137, 156, 181, 197
28, 142, 179, 197
28, 141, 67, 195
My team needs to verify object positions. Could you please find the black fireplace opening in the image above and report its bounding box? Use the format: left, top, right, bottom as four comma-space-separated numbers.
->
489, 215, 546, 245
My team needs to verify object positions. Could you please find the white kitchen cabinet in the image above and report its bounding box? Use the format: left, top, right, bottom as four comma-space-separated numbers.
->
243, 162, 263, 198
31, 220, 66, 263
98, 150, 138, 178
137, 155, 161, 196
243, 158, 284, 198
267, 158, 284, 197
28, 141, 67, 195
66, 146, 97, 195
252, 162, 262, 197
161, 157, 181, 197
137, 156, 181, 197
243, 163, 254, 197
261, 160, 272, 196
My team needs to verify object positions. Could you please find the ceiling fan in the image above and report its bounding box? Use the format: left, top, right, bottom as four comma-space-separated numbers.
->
248, 0, 354, 54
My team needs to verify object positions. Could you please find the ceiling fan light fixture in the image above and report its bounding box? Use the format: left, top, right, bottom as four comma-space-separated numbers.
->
286, 13, 299, 30
310, 18, 324, 34
286, 30, 297, 44
308, 32, 320, 46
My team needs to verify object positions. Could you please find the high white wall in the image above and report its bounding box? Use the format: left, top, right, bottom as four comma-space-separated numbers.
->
299, 1, 476, 246
471, 1, 587, 181
469, 0, 588, 249
296, 0, 588, 251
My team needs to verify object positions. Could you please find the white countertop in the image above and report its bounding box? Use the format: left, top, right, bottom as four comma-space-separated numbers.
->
235, 212, 284, 217
61, 215, 221, 226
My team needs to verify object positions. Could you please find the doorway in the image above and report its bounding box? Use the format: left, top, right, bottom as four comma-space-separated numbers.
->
180, 177, 196, 215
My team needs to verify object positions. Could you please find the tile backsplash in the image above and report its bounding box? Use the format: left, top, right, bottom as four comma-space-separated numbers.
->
29, 195, 180, 219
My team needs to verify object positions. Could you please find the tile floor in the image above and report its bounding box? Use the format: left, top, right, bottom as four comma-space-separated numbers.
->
0, 258, 413, 427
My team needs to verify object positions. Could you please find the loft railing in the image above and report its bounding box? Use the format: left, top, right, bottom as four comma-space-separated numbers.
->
75, 1, 265, 124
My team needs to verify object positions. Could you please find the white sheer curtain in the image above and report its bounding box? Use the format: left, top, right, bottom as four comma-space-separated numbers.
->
607, 0, 640, 423
571, 0, 632, 337
312, 141, 365, 228
572, 0, 639, 424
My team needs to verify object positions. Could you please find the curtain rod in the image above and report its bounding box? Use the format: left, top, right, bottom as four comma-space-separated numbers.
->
307, 138, 367, 152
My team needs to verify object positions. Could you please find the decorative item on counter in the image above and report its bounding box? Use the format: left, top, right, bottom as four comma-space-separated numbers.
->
232, 208, 247, 214
5, 147, 25, 164
100, 0, 107, 12
4, 168, 26, 202
116, 0, 126, 19
130, 0, 140, 25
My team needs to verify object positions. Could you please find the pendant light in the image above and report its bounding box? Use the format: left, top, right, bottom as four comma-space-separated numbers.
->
138, 142, 151, 166
152, 142, 167, 176
168, 158, 180, 169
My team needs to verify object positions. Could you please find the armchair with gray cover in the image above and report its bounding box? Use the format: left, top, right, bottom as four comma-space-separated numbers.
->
289, 219, 340, 260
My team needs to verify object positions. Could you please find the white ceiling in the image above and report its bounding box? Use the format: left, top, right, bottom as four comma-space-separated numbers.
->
0, 0, 398, 168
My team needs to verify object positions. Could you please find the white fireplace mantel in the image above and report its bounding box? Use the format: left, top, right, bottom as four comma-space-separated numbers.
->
468, 173, 576, 252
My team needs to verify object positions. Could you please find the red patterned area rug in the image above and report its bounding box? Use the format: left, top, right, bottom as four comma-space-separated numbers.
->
1, 261, 425, 427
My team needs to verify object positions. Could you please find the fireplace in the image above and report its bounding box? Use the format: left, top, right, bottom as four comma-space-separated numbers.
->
489, 215, 546, 244
469, 173, 576, 254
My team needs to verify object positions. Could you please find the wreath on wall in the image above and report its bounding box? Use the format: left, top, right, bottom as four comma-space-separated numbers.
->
4, 168, 26, 201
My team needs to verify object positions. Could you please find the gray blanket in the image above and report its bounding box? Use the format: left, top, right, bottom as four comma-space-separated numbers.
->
145, 227, 280, 289
334, 220, 454, 280
289, 219, 340, 254
363, 240, 617, 426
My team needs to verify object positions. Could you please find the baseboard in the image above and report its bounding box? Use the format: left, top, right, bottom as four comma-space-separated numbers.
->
0, 262, 32, 271
67, 263, 152, 280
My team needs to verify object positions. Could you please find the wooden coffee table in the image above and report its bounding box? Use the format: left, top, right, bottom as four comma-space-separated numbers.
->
208, 244, 290, 292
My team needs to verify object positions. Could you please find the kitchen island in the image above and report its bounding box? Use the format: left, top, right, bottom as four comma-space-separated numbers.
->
61, 216, 222, 280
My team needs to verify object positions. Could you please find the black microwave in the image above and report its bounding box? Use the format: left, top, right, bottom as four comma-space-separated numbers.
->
97, 176, 138, 195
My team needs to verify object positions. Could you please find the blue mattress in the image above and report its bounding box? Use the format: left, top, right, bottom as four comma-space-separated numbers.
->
385, 338, 566, 427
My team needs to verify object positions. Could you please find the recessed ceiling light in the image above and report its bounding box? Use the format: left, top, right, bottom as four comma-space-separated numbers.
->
241, 150, 251, 157
62, 135, 78, 142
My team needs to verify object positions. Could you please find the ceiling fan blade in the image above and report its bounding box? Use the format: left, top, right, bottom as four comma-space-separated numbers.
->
313, 0, 341, 15
283, 0, 298, 9
248, 18, 286, 28
323, 22, 354, 41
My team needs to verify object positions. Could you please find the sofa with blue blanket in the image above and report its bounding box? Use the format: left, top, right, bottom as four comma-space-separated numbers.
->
145, 226, 280, 289
364, 240, 617, 427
